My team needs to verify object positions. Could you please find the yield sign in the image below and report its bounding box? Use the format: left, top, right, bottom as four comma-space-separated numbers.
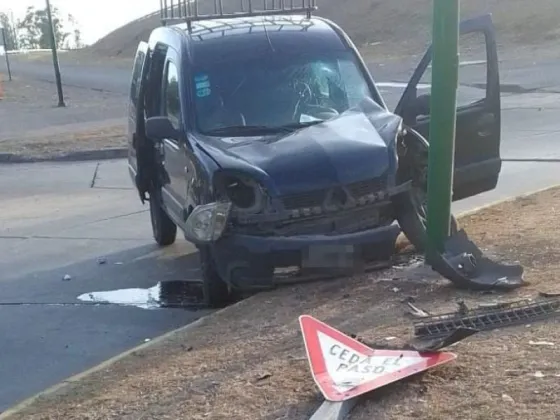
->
299, 315, 457, 402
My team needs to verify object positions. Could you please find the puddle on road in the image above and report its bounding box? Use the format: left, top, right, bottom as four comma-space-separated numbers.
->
77, 281, 205, 309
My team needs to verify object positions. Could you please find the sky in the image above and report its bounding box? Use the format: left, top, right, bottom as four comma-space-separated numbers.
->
0, 0, 159, 45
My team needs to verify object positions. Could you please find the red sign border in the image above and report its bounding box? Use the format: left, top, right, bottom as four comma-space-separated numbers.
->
299, 314, 457, 402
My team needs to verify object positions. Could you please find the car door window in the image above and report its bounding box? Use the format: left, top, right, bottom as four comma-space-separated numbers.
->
164, 61, 182, 130
130, 47, 146, 104
416, 31, 488, 113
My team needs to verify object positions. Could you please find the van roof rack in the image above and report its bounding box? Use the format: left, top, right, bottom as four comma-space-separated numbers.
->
160, 0, 318, 31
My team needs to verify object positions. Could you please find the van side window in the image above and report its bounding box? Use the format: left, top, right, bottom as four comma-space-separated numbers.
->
164, 61, 181, 129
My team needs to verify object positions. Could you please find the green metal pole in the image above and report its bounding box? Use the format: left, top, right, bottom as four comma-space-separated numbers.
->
426, 0, 459, 256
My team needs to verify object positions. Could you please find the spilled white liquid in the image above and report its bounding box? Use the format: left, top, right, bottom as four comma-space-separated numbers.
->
78, 283, 162, 310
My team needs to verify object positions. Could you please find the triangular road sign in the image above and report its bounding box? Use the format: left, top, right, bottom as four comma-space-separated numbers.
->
299, 315, 457, 402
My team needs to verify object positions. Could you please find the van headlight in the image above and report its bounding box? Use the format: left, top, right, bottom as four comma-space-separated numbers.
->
184, 202, 231, 243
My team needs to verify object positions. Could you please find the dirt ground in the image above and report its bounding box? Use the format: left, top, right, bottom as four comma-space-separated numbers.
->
0, 77, 126, 159
4, 187, 560, 420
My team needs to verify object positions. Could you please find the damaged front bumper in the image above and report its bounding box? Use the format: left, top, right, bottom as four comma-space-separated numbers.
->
210, 182, 411, 289
212, 222, 401, 289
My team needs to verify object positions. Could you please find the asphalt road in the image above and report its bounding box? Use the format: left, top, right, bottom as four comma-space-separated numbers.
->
0, 160, 212, 411
1, 52, 560, 412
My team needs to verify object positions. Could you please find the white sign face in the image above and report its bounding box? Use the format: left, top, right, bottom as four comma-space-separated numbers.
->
299, 315, 457, 402
318, 331, 424, 392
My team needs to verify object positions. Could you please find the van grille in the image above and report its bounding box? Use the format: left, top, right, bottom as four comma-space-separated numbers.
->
280, 176, 388, 210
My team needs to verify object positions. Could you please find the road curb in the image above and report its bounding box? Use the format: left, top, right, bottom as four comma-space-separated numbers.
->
0, 148, 127, 164
3, 185, 560, 419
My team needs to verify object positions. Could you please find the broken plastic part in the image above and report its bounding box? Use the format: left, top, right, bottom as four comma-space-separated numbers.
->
408, 327, 479, 351
427, 229, 526, 291
405, 301, 431, 318
346, 327, 477, 352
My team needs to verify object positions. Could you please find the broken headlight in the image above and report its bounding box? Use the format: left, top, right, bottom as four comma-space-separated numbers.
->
216, 174, 265, 214
184, 202, 231, 243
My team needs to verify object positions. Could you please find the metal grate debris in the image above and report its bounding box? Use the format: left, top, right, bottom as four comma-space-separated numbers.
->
414, 299, 560, 339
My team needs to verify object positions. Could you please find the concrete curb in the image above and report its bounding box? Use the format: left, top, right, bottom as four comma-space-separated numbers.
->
3, 184, 560, 419
0, 148, 127, 164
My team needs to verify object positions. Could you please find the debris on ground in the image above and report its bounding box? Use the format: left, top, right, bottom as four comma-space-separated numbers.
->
5, 187, 560, 420
528, 341, 555, 346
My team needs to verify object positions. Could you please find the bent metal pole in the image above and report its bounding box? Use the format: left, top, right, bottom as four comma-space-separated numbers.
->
426, 0, 459, 256
45, 0, 65, 107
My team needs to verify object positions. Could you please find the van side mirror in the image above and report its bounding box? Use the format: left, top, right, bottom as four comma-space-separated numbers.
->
146, 116, 179, 141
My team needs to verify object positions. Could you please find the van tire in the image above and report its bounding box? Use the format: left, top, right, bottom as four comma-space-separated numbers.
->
149, 188, 177, 247
395, 188, 459, 253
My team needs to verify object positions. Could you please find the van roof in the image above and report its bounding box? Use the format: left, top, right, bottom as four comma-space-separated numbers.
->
174, 15, 348, 65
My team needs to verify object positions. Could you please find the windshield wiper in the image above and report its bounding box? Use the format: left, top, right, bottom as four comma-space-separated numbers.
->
276, 121, 324, 130
204, 121, 324, 136
204, 125, 293, 136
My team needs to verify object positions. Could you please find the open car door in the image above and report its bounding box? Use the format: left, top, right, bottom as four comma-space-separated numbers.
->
395, 14, 501, 202
128, 41, 150, 191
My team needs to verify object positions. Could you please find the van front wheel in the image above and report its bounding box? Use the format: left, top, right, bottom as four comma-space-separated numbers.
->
149, 188, 177, 247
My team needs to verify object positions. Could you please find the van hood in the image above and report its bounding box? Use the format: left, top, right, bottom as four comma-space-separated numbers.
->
195, 99, 403, 196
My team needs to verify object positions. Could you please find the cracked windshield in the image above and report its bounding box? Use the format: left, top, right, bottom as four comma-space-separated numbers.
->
193, 51, 374, 135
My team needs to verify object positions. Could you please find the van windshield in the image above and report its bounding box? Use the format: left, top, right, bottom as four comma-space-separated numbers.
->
192, 51, 375, 136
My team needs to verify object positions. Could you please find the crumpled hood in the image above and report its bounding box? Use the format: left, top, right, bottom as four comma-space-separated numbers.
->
198, 98, 403, 196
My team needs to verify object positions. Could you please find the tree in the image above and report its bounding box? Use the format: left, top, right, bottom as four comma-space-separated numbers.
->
17, 6, 70, 49
0, 12, 19, 50
67, 14, 83, 49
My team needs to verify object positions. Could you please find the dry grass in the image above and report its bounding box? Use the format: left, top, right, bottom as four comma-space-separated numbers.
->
5, 186, 560, 420
0, 77, 126, 158
0, 126, 127, 159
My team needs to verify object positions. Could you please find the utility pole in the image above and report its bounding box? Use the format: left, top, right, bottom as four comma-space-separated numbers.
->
425, 0, 460, 256
45, 0, 65, 107
0, 25, 12, 81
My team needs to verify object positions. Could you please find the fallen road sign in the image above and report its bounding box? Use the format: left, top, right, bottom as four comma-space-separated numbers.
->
299, 315, 457, 402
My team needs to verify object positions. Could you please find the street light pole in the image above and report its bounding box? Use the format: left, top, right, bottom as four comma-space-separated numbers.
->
45, 0, 65, 107
0, 25, 12, 81
425, 0, 460, 256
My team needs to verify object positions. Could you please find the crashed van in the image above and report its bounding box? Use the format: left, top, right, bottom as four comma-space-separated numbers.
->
127, 0, 502, 307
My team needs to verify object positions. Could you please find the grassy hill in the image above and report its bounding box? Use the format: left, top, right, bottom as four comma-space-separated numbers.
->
87, 0, 560, 59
